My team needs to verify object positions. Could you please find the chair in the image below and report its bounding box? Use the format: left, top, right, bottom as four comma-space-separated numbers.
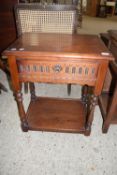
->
99, 30, 117, 133
14, 3, 79, 94
106, 0, 116, 16
15, 3, 78, 35
19, 0, 82, 27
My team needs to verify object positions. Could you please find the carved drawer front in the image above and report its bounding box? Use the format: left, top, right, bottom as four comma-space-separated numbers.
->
17, 59, 99, 85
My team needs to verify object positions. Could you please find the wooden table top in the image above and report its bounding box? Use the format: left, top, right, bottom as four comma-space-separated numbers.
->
4, 33, 113, 61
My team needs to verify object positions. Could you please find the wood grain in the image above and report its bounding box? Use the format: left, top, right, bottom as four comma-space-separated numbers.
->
27, 97, 86, 133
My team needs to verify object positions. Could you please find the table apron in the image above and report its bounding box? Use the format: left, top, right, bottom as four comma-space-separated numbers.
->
16, 58, 100, 86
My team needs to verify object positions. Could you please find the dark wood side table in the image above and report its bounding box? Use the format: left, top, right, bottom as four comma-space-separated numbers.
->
99, 30, 117, 133
3, 33, 113, 136
99, 62, 117, 133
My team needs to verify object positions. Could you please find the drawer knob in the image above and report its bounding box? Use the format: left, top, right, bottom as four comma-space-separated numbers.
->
53, 64, 62, 73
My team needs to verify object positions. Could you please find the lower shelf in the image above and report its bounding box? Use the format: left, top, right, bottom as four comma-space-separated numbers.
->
26, 97, 86, 133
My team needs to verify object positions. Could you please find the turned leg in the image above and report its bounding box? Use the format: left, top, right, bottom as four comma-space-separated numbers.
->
82, 85, 89, 105
85, 93, 98, 136
14, 91, 29, 132
29, 82, 36, 101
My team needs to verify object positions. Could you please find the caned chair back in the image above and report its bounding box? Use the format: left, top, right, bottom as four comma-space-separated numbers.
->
15, 3, 78, 36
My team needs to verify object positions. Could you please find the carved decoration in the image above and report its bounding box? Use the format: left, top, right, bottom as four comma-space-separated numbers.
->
17, 59, 99, 85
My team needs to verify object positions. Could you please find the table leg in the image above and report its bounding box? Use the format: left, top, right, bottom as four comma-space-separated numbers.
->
85, 92, 98, 136
82, 85, 89, 105
29, 82, 36, 101
102, 83, 117, 133
14, 91, 28, 132
102, 122, 109, 134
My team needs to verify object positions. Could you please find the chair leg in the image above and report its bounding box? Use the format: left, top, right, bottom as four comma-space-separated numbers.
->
24, 82, 29, 94
0, 59, 10, 76
0, 82, 8, 93
67, 84, 71, 95
0, 58, 9, 93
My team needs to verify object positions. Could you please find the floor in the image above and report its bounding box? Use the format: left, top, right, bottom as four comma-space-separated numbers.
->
78, 15, 117, 35
0, 16, 117, 175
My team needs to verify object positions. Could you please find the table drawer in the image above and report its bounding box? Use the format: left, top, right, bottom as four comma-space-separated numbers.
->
17, 59, 99, 85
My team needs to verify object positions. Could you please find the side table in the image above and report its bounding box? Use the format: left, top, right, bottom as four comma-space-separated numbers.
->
3, 33, 113, 136
99, 62, 117, 133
